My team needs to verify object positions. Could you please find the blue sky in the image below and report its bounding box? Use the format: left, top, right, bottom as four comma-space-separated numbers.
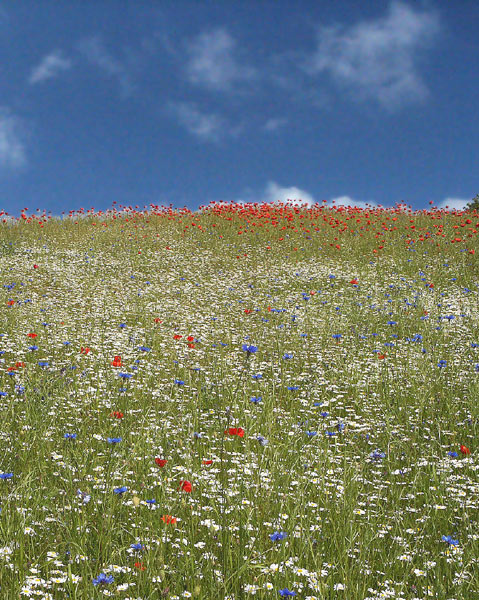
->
1, 0, 478, 215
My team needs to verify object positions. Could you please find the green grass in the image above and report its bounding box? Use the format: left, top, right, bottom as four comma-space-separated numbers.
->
0, 204, 478, 599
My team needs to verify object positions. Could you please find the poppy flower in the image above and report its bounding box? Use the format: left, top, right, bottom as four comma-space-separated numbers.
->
110, 411, 124, 419
161, 515, 177, 525
460, 445, 471, 455
80, 347, 90, 355
178, 480, 192, 493
111, 355, 122, 367
224, 427, 245, 438
350, 278, 358, 285
202, 459, 213, 465
154, 318, 163, 323
6, 300, 14, 306
173, 334, 182, 340
134, 562, 146, 571
155, 458, 168, 467
187, 336, 195, 342
27, 333, 38, 338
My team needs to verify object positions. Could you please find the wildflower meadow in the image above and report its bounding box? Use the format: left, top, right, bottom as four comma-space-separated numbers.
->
0, 201, 478, 599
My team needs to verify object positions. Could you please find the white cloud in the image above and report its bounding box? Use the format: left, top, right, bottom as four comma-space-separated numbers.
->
0, 108, 26, 169
329, 195, 378, 209
307, 1, 440, 110
29, 50, 72, 85
263, 118, 288, 132
77, 36, 133, 96
169, 102, 241, 142
263, 181, 315, 206
437, 197, 470, 210
185, 28, 255, 91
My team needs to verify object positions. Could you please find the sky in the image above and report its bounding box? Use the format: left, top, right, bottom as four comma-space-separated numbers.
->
0, 0, 478, 216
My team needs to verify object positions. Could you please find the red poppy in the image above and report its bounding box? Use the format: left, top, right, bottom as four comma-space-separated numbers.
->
350, 278, 358, 285
161, 515, 177, 525
110, 411, 124, 419
202, 459, 213, 465
27, 333, 38, 338
155, 458, 168, 467
80, 347, 90, 355
224, 427, 245, 438
460, 445, 471, 455
134, 562, 146, 571
154, 318, 163, 323
244, 309, 252, 314
33, 264, 38, 269
187, 336, 195, 342
178, 480, 192, 493
7, 300, 14, 306
111, 355, 122, 367
378, 354, 386, 360
173, 334, 182, 340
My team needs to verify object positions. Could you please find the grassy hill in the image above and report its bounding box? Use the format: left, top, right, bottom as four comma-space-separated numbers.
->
0, 202, 478, 599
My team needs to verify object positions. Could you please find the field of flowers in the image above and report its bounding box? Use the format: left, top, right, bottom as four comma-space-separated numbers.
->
0, 201, 478, 600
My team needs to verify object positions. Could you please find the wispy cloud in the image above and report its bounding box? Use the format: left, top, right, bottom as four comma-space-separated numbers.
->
437, 197, 470, 210
77, 36, 134, 96
29, 50, 72, 85
0, 108, 27, 169
184, 27, 256, 91
169, 102, 241, 143
306, 1, 441, 110
263, 118, 288, 132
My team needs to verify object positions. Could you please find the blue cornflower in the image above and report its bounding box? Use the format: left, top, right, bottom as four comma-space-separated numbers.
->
93, 573, 114, 586
114, 486, 128, 495
28, 345, 38, 351
332, 334, 342, 339
64, 433, 77, 439
130, 542, 144, 551
387, 321, 397, 325
326, 431, 337, 437
146, 499, 156, 504
252, 374, 262, 380
242, 344, 258, 354
370, 449, 386, 460
38, 361, 49, 367
77, 489, 91, 504
119, 323, 126, 328
279, 589, 296, 597
0, 473, 13, 479
320, 411, 329, 418
0, 392, 7, 397
257, 435, 269, 447
438, 360, 447, 368
287, 386, 299, 391
107, 437, 122, 444
283, 353, 293, 359
306, 431, 317, 437
118, 372, 133, 379
442, 535, 459, 546
138, 346, 151, 352
448, 451, 458, 458
337, 422, 346, 432
250, 396, 262, 404
174, 379, 185, 385
269, 531, 287, 542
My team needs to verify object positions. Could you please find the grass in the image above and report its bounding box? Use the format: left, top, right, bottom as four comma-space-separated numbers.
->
0, 202, 478, 599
